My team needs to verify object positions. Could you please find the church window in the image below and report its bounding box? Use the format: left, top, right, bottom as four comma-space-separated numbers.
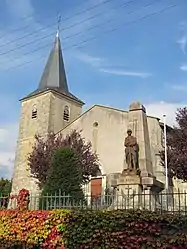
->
63, 105, 70, 121
32, 105, 37, 119
93, 122, 98, 127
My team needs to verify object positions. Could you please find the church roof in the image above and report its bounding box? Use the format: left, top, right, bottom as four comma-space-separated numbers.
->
55, 104, 166, 135
22, 32, 84, 104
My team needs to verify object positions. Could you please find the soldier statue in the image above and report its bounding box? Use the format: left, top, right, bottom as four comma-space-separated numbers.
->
124, 129, 139, 171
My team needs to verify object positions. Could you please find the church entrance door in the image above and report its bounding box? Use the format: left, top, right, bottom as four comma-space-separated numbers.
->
91, 177, 102, 198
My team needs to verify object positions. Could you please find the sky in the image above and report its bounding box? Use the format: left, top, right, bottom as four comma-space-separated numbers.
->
0, 0, 186, 179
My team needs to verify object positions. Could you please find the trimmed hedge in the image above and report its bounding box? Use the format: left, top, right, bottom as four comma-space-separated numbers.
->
0, 209, 68, 248
1, 209, 187, 248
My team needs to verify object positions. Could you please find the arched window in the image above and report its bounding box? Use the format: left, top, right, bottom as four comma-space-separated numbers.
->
63, 105, 70, 121
32, 105, 37, 119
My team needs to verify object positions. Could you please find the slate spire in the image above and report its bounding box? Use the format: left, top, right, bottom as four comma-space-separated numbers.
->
23, 32, 84, 104
38, 31, 69, 93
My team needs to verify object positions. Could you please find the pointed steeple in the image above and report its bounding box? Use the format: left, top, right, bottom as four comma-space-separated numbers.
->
23, 32, 84, 104
38, 33, 69, 93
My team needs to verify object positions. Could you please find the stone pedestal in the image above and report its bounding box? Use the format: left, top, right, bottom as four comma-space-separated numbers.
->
117, 171, 142, 209
109, 170, 142, 210
110, 169, 164, 211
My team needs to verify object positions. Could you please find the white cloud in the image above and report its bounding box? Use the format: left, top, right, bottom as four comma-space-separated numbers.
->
75, 52, 104, 67
180, 64, 187, 72
0, 124, 18, 179
179, 20, 187, 30
146, 101, 187, 126
178, 20, 187, 54
171, 84, 187, 92
5, 0, 34, 18
76, 52, 151, 78
100, 68, 152, 78
177, 35, 187, 54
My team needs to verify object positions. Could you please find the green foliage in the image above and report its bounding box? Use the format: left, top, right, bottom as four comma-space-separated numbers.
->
0, 178, 12, 209
28, 130, 100, 188
0, 178, 12, 195
42, 148, 85, 206
160, 107, 187, 181
64, 210, 187, 249
1, 209, 187, 248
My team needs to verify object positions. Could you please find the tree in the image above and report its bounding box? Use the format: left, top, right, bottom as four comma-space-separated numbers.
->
0, 178, 12, 195
42, 148, 84, 202
28, 130, 100, 188
160, 107, 187, 182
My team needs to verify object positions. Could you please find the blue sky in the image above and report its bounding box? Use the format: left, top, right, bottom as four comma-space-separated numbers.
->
0, 0, 186, 178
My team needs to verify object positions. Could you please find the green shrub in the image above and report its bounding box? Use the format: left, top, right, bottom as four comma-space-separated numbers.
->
64, 210, 187, 249
42, 148, 85, 205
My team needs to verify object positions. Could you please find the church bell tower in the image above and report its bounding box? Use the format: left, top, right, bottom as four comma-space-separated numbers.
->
11, 32, 84, 194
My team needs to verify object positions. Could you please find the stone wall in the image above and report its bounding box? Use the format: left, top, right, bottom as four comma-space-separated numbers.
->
61, 104, 164, 180
61, 105, 129, 175
11, 90, 82, 195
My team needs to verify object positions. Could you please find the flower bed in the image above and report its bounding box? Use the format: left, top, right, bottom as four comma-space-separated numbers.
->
1, 209, 187, 248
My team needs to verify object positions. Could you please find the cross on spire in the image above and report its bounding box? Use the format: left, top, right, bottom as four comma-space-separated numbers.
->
22, 20, 84, 105
56, 15, 61, 38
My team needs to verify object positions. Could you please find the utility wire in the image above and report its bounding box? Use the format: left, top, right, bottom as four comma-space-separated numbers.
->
3, 3, 179, 72
0, 21, 57, 47
0, 0, 105, 34
0, 0, 134, 54
1, 0, 136, 62
0, 0, 116, 41
65, 3, 178, 51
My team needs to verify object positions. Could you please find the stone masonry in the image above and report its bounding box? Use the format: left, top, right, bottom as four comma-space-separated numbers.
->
11, 90, 82, 196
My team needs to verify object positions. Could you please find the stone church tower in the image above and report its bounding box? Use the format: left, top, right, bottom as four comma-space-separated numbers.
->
11, 32, 84, 194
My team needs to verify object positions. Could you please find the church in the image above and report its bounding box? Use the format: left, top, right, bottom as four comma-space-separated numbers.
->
11, 31, 187, 203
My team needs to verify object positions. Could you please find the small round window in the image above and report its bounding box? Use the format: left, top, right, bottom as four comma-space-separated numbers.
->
93, 122, 98, 127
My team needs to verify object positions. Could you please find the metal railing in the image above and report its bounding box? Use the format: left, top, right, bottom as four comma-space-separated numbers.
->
1, 191, 187, 213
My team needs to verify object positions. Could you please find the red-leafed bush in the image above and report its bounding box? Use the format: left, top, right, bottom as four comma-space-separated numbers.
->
9, 188, 30, 211
1, 209, 187, 248
28, 130, 100, 189
0, 209, 68, 248
17, 189, 30, 210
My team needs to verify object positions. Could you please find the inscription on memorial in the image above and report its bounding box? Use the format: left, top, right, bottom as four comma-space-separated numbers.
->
118, 175, 141, 185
